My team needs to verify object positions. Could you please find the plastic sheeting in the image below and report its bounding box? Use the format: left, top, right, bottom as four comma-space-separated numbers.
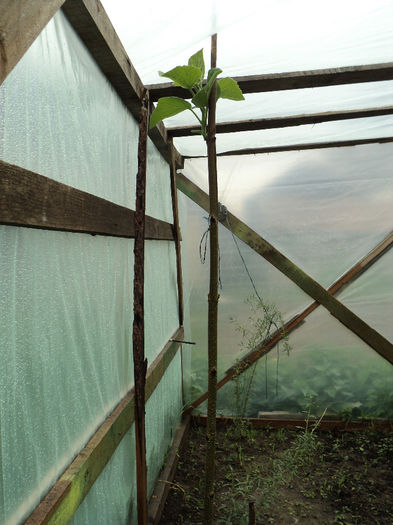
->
0, 11, 181, 525
183, 142, 393, 415
100, 0, 393, 156
216, 306, 393, 419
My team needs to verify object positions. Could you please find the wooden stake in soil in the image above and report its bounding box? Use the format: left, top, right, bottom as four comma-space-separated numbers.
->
204, 33, 219, 525
248, 500, 256, 525
133, 88, 149, 525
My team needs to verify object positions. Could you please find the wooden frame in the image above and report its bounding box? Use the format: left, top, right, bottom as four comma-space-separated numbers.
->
148, 62, 393, 100
177, 172, 393, 366
25, 328, 184, 525
0, 0, 66, 85
0, 160, 174, 240
186, 230, 393, 413
168, 106, 393, 137
147, 416, 191, 524
194, 415, 393, 432
184, 136, 393, 158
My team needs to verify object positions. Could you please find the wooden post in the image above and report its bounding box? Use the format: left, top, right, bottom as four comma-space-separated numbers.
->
204, 33, 219, 525
169, 138, 184, 326
248, 500, 256, 525
133, 87, 149, 525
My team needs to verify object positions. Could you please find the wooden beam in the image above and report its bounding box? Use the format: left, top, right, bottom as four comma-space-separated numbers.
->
147, 416, 191, 525
186, 229, 393, 414
168, 106, 393, 137
24, 327, 184, 525
0, 160, 174, 240
61, 0, 183, 169
148, 62, 393, 101
132, 89, 149, 525
169, 139, 184, 326
193, 415, 393, 432
185, 137, 393, 158
177, 173, 393, 365
0, 0, 65, 85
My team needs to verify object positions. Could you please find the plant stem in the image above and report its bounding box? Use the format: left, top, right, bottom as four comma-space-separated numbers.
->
203, 33, 218, 525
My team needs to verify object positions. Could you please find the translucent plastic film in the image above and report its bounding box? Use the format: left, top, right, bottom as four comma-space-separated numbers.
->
101, 0, 393, 84
216, 306, 393, 419
183, 143, 393, 288
1, 11, 181, 525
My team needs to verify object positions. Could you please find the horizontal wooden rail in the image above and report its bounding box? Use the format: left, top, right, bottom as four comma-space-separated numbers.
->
0, 0, 66, 85
148, 62, 393, 101
61, 0, 183, 168
184, 136, 393, 158
186, 230, 393, 413
177, 173, 393, 366
168, 106, 393, 137
193, 415, 393, 432
0, 160, 174, 240
25, 327, 184, 525
147, 415, 191, 525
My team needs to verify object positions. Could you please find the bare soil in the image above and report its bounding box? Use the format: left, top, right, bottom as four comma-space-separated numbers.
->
160, 421, 393, 524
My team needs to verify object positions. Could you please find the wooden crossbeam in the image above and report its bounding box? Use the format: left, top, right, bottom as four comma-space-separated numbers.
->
25, 327, 184, 525
0, 160, 174, 240
61, 0, 183, 168
168, 106, 393, 137
184, 137, 393, 158
0, 0, 66, 85
147, 416, 191, 524
186, 230, 393, 414
177, 173, 393, 366
148, 62, 393, 101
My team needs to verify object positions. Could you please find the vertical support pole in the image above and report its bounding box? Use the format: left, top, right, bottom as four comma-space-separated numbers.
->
204, 33, 219, 525
133, 87, 149, 525
248, 500, 256, 525
169, 137, 184, 327
169, 137, 186, 405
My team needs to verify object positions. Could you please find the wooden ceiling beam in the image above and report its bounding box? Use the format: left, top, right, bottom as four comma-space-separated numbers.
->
0, 0, 66, 85
168, 106, 393, 137
148, 62, 393, 101
184, 136, 393, 158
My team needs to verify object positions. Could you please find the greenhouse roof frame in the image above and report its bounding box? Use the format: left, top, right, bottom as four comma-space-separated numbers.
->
2, 0, 393, 523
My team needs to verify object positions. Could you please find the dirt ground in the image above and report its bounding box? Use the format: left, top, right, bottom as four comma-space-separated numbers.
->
160, 420, 393, 524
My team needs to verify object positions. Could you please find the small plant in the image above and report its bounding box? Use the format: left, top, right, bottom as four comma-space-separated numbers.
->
149, 49, 244, 139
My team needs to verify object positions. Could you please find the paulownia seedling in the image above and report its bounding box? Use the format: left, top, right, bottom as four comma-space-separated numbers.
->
149, 49, 244, 139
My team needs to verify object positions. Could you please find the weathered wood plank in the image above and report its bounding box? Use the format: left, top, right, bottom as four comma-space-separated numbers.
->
61, 0, 183, 168
169, 139, 184, 326
193, 415, 393, 432
132, 88, 149, 525
185, 137, 393, 158
0, 160, 174, 240
148, 62, 393, 100
168, 106, 393, 137
147, 416, 191, 525
177, 173, 393, 365
24, 327, 184, 525
186, 230, 393, 414
0, 0, 65, 85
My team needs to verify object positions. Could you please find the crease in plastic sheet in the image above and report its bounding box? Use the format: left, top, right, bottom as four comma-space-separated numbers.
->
0, 11, 181, 525
216, 306, 393, 419
101, 0, 393, 84
70, 353, 183, 525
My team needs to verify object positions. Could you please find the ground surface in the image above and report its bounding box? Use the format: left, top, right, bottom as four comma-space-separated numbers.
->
160, 421, 393, 524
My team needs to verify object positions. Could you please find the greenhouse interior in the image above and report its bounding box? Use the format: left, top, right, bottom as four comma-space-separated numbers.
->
1, 0, 393, 524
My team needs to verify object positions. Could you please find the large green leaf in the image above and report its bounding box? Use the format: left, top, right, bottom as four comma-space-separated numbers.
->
149, 97, 192, 129
159, 65, 202, 90
217, 77, 245, 101
188, 49, 205, 80
192, 67, 222, 109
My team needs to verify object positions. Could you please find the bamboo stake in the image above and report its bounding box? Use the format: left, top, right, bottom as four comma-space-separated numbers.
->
132, 88, 149, 525
204, 34, 219, 525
